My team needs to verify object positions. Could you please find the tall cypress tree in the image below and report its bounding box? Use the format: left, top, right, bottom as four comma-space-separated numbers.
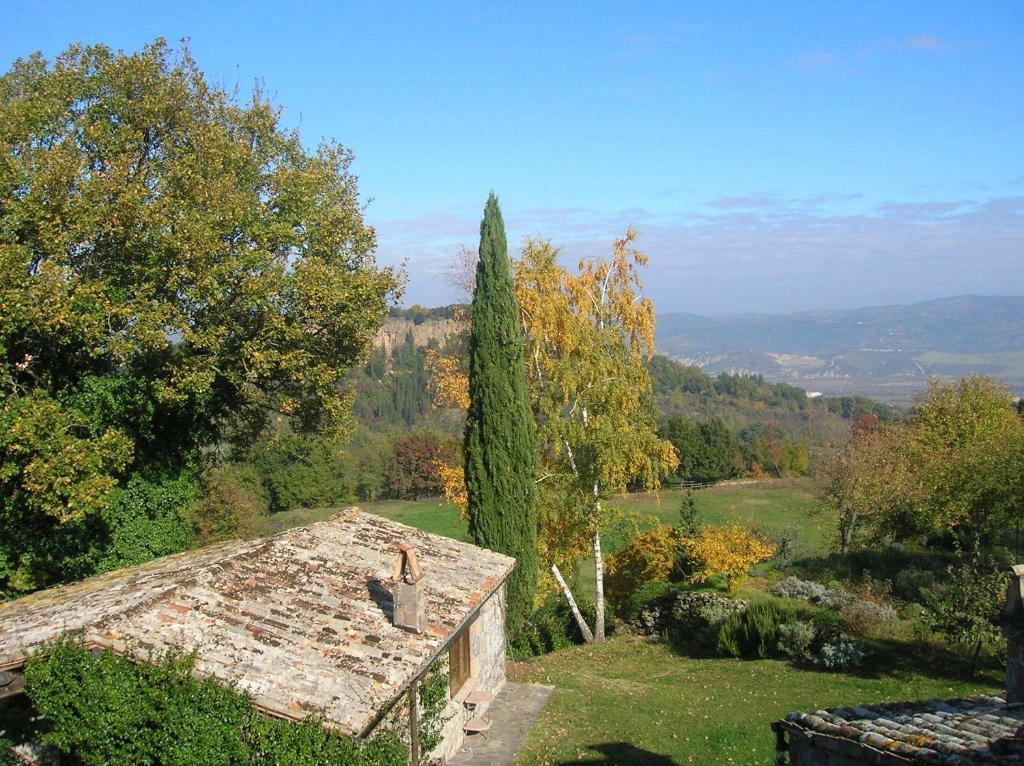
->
464, 192, 538, 629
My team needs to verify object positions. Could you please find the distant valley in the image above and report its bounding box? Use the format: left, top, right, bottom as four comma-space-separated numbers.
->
656, 295, 1024, 403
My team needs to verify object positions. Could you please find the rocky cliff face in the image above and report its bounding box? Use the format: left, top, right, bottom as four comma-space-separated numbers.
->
372, 317, 467, 356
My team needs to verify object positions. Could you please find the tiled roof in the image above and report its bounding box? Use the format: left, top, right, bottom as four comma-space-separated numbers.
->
0, 509, 514, 736
776, 694, 1024, 764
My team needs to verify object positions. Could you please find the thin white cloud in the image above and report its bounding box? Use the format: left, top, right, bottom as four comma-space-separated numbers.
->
905, 34, 951, 52
798, 50, 839, 73
374, 195, 1024, 314
704, 194, 781, 210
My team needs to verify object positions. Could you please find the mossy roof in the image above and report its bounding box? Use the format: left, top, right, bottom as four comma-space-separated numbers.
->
0, 509, 514, 735
776, 694, 1024, 764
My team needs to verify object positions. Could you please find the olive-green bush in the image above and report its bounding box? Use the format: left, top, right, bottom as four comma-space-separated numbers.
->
716, 599, 797, 659
23, 642, 406, 766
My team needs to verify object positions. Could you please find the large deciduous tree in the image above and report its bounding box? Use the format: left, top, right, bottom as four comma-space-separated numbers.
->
0, 41, 400, 594
821, 375, 1024, 553
515, 231, 678, 642
463, 193, 538, 629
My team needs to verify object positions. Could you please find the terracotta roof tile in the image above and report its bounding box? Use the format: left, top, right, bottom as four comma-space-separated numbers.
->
777, 694, 1024, 764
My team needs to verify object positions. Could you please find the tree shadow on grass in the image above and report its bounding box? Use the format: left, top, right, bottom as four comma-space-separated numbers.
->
555, 742, 677, 765
790, 547, 952, 586
663, 628, 1001, 688
840, 636, 1002, 687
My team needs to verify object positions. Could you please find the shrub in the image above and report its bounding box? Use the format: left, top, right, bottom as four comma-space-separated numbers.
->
671, 492, 702, 580
809, 609, 845, 644
816, 640, 865, 670
796, 546, 952, 595
606, 526, 678, 612
681, 524, 776, 593
676, 491, 700, 537
893, 567, 937, 603
510, 597, 599, 658
770, 576, 855, 610
510, 610, 572, 658
818, 588, 856, 610
769, 526, 802, 569
776, 622, 816, 661
666, 591, 747, 650
716, 599, 796, 659
771, 576, 826, 602
841, 600, 898, 636
922, 549, 1007, 675
23, 641, 406, 766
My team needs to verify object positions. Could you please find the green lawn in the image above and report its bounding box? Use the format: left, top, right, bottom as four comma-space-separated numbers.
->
509, 636, 999, 766
619, 479, 829, 555
263, 478, 826, 553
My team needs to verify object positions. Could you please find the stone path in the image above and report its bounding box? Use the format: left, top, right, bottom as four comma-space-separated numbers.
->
448, 681, 554, 766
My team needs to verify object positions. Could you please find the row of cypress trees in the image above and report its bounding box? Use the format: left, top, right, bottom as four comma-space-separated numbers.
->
463, 192, 539, 630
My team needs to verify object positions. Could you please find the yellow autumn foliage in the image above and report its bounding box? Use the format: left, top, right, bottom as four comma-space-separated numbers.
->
606, 525, 678, 608
425, 348, 470, 410
433, 457, 468, 518
425, 231, 678, 626
681, 524, 776, 594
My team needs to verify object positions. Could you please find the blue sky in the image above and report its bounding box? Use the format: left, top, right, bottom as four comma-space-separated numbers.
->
2, 1, 1022, 314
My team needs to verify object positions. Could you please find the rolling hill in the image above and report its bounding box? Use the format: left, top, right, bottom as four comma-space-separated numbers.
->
656, 295, 1024, 403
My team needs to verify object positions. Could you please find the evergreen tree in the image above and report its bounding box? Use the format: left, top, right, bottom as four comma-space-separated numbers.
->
464, 193, 538, 629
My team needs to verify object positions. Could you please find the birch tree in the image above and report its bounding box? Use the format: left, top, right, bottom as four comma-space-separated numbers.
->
514, 231, 678, 642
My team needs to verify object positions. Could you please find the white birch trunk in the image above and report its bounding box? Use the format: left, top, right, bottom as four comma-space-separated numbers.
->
591, 477, 605, 643
593, 528, 605, 642
551, 563, 594, 643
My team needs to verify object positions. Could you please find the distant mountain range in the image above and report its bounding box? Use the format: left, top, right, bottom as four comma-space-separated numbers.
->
655, 296, 1024, 403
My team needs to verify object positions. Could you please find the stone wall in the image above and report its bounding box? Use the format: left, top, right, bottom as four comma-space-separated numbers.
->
787, 737, 869, 766
472, 582, 508, 693
780, 728, 904, 766
430, 583, 507, 762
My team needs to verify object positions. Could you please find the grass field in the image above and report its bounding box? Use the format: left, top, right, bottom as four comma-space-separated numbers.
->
619, 479, 829, 554
262, 478, 828, 558
508, 637, 999, 766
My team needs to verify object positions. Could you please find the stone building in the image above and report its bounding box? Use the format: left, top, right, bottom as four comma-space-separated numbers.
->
772, 565, 1024, 765
0, 509, 514, 763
